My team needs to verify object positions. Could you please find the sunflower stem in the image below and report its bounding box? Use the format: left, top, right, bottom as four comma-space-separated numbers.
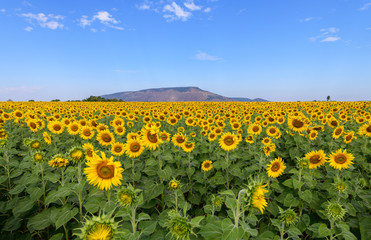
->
280, 222, 285, 240
63, 224, 69, 240
226, 151, 230, 189
39, 162, 47, 209
132, 157, 135, 187
61, 167, 65, 187
131, 205, 137, 234
175, 191, 178, 213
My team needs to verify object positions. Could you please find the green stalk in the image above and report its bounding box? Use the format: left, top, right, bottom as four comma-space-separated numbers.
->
131, 205, 137, 235
226, 151, 230, 189
280, 222, 285, 240
39, 163, 47, 208
175, 191, 178, 213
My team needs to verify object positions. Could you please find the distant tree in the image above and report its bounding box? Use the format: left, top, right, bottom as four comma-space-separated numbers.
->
327, 96, 330, 101
28, 100, 35, 102
7, 99, 13, 102
82, 96, 123, 102
51, 99, 61, 102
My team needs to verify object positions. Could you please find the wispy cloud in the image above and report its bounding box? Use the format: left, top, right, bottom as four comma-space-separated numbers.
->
24, 26, 33, 31
21, 13, 64, 30
321, 37, 340, 42
359, 2, 371, 10
310, 27, 341, 42
137, 3, 151, 10
204, 7, 211, 13
78, 11, 123, 30
194, 51, 222, 61
0, 86, 42, 93
163, 2, 192, 22
0, 9, 6, 13
184, 1, 202, 11
114, 69, 137, 73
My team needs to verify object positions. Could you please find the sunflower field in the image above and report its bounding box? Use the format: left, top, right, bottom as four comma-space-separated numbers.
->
0, 101, 370, 240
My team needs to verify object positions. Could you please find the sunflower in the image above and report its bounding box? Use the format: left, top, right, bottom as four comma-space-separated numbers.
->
169, 179, 180, 191
75, 213, 120, 240
114, 126, 126, 136
343, 131, 356, 144
267, 157, 286, 178
247, 123, 262, 135
218, 132, 240, 151
245, 135, 254, 144
251, 183, 269, 213
288, 116, 307, 133
358, 123, 371, 137
111, 142, 125, 156
127, 132, 140, 140
263, 143, 276, 157
201, 160, 213, 172
43, 131, 52, 144
47, 121, 65, 135
117, 186, 137, 207
84, 151, 124, 191
124, 138, 145, 158
141, 128, 163, 150
67, 122, 81, 135
27, 119, 39, 132
266, 126, 280, 138
32, 151, 45, 163
97, 130, 115, 146
332, 126, 344, 139
69, 146, 85, 162
304, 150, 326, 169
308, 130, 318, 141
182, 141, 195, 153
83, 143, 97, 162
30, 139, 42, 150
328, 149, 354, 170
261, 137, 272, 146
48, 155, 69, 168
159, 131, 171, 141
172, 132, 188, 148
207, 132, 217, 142
80, 126, 95, 140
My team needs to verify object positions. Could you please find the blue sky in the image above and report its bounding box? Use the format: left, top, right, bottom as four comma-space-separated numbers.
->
0, 0, 370, 101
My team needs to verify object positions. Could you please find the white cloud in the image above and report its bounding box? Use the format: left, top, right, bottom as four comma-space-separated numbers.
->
194, 51, 222, 61
21, 13, 64, 30
163, 2, 192, 21
204, 7, 211, 13
0, 9, 6, 13
321, 37, 341, 42
360, 2, 371, 10
24, 26, 33, 31
137, 4, 151, 10
90, 28, 97, 32
78, 11, 123, 30
311, 27, 341, 42
184, 1, 202, 11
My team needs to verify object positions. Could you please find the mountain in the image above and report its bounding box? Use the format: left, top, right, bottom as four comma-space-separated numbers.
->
101, 87, 267, 102
231, 97, 269, 102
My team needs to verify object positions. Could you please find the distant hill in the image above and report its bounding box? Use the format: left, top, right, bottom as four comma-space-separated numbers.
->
101, 87, 268, 102
231, 97, 269, 102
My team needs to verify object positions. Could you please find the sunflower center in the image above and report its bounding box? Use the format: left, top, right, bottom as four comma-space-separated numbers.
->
334, 154, 347, 164
252, 126, 259, 132
269, 128, 276, 134
102, 134, 112, 143
130, 143, 140, 152
176, 136, 185, 144
160, 134, 167, 140
117, 127, 123, 133
83, 129, 91, 136
87, 149, 93, 157
147, 132, 158, 143
120, 193, 132, 205
115, 146, 122, 152
224, 136, 234, 146
204, 163, 210, 168
309, 155, 321, 164
97, 163, 115, 179
292, 119, 304, 128
271, 162, 280, 172
72, 125, 78, 131
330, 121, 338, 127
54, 125, 61, 131
35, 153, 43, 161
30, 122, 37, 129
345, 135, 352, 141
367, 125, 371, 133
335, 129, 342, 135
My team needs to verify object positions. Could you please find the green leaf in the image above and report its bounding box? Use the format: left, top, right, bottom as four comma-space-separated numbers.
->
0, 175, 8, 184
13, 197, 34, 217
49, 233, 64, 240
137, 213, 151, 222
55, 207, 78, 229
292, 179, 303, 189
190, 216, 204, 227
29, 187, 43, 201
225, 197, 237, 212
139, 221, 157, 236
284, 193, 299, 207
199, 222, 223, 240
2, 216, 21, 232
299, 190, 312, 203
8, 184, 25, 195
219, 190, 235, 197
287, 226, 301, 236
257, 231, 275, 240
282, 179, 293, 188
345, 203, 356, 217
27, 209, 52, 232
45, 186, 73, 205
84, 197, 103, 214
360, 216, 371, 240
318, 223, 331, 237
222, 226, 244, 240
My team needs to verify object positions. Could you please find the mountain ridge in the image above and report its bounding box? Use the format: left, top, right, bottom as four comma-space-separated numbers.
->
101, 87, 268, 102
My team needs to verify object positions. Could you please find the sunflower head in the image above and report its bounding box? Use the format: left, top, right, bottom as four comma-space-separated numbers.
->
48, 154, 69, 168
166, 210, 194, 240
32, 151, 45, 163
117, 184, 141, 207
29, 139, 41, 150
169, 179, 181, 191
333, 179, 347, 193
328, 149, 355, 170
0, 139, 7, 147
201, 160, 213, 172
69, 146, 85, 162
280, 208, 298, 226
297, 157, 309, 168
326, 202, 346, 221
75, 212, 120, 240
211, 195, 224, 208
267, 157, 286, 178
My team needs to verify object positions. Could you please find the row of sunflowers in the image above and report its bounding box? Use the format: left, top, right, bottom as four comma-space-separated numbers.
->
0, 101, 370, 239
